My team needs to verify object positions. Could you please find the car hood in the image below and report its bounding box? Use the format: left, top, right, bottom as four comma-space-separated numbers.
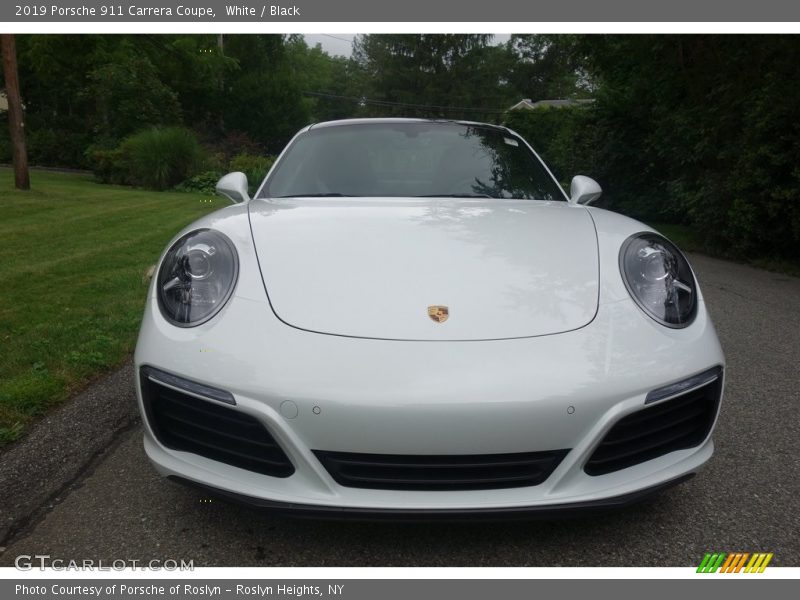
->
248, 198, 598, 341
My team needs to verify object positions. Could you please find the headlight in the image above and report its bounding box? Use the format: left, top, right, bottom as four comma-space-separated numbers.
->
619, 232, 697, 328
156, 229, 238, 326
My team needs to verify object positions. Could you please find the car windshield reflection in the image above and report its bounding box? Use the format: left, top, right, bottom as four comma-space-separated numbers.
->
261, 121, 566, 201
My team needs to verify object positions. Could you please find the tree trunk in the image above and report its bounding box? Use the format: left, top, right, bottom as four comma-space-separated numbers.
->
2, 34, 30, 190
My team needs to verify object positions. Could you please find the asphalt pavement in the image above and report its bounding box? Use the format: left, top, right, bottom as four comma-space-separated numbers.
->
1, 253, 798, 566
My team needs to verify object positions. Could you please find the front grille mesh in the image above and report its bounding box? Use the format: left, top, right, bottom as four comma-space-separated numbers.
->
585, 375, 721, 476
141, 369, 294, 478
314, 449, 570, 491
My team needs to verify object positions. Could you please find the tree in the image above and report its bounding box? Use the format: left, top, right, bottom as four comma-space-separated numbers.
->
576, 34, 800, 258
1, 34, 30, 190
284, 36, 364, 122
143, 34, 237, 134
220, 35, 310, 152
351, 34, 515, 121
86, 46, 182, 142
506, 35, 591, 100
14, 35, 185, 165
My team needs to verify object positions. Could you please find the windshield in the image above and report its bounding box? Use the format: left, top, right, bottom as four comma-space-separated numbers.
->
260, 122, 566, 200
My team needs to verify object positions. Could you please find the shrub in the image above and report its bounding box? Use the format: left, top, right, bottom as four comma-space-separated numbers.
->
26, 128, 91, 169
0, 129, 11, 164
174, 170, 224, 195
86, 146, 128, 185
2, 124, 90, 169
118, 127, 205, 190
215, 131, 264, 162
229, 153, 276, 194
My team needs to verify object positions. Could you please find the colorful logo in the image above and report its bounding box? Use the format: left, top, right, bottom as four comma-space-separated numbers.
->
697, 552, 773, 573
427, 305, 450, 323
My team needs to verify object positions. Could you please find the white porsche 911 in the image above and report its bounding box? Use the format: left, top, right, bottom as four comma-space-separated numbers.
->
135, 118, 725, 517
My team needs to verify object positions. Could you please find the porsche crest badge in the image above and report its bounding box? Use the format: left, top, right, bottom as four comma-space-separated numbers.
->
428, 305, 449, 323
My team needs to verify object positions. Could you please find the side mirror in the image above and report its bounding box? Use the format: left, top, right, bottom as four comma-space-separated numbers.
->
215, 172, 250, 204
568, 175, 602, 205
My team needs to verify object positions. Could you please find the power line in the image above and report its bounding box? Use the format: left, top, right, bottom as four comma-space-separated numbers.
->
302, 90, 510, 115
321, 34, 355, 44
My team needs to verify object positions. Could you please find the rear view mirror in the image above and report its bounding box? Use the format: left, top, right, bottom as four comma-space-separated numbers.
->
216, 172, 250, 204
569, 175, 602, 205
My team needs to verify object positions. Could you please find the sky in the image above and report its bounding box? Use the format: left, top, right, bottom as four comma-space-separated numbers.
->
304, 34, 512, 57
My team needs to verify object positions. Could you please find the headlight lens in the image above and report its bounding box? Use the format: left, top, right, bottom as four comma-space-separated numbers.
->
619, 232, 697, 328
157, 229, 238, 326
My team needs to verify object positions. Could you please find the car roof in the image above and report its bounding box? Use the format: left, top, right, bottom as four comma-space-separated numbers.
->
307, 118, 510, 133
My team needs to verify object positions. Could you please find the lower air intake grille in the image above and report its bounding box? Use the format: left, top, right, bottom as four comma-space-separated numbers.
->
141, 368, 294, 478
585, 372, 722, 476
313, 449, 570, 491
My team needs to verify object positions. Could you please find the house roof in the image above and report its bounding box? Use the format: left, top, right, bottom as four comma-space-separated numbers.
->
508, 98, 594, 111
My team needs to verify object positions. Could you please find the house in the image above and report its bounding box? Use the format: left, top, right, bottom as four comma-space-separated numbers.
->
508, 98, 594, 111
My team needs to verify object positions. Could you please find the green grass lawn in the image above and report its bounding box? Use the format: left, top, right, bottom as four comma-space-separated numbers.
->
0, 168, 227, 447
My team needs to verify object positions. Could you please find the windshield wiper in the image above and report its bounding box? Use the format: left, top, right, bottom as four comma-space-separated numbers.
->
275, 193, 355, 198
415, 194, 494, 199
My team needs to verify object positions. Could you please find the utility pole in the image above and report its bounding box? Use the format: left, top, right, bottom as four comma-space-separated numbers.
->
1, 34, 30, 190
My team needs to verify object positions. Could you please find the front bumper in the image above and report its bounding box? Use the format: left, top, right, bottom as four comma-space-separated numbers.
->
166, 473, 696, 520
134, 280, 725, 512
